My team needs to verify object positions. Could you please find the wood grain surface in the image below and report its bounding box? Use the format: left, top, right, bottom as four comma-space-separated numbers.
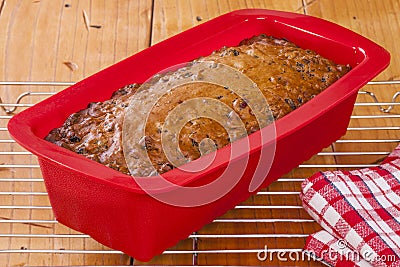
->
0, 0, 399, 266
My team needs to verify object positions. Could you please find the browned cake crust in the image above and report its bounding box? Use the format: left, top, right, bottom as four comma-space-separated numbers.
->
45, 35, 350, 176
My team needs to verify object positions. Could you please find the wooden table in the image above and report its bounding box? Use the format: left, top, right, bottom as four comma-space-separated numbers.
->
0, 0, 399, 266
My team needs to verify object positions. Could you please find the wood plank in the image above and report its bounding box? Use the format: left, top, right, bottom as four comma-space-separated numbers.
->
306, 0, 400, 81
151, 0, 303, 45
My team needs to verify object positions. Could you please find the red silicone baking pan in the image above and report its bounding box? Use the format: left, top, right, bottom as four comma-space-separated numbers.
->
8, 9, 389, 261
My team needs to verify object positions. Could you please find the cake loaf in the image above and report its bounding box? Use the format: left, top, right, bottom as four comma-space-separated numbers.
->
45, 35, 350, 176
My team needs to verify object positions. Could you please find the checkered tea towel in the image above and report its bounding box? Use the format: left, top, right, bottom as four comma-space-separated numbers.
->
304, 230, 373, 267
300, 152, 400, 266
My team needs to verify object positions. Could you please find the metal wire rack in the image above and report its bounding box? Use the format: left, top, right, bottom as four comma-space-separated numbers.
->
0, 80, 399, 266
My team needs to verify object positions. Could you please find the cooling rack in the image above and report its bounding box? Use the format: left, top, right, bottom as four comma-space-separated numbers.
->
0, 80, 399, 266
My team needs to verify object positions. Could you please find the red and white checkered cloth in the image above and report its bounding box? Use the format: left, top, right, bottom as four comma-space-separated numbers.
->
300, 146, 400, 267
304, 230, 373, 267
382, 145, 400, 165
